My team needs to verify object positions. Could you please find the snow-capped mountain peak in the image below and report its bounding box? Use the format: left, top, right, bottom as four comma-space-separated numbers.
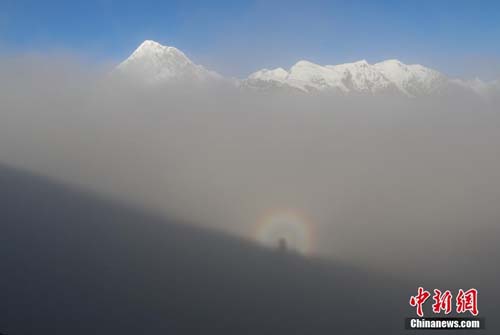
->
248, 67, 289, 81
245, 58, 453, 96
116, 40, 221, 83
115, 40, 498, 97
127, 40, 188, 63
373, 59, 447, 96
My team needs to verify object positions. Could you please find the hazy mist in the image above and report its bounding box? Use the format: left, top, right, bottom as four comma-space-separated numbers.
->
1, 55, 499, 284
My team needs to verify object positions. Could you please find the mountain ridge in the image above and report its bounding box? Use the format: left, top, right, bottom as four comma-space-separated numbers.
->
116, 40, 498, 97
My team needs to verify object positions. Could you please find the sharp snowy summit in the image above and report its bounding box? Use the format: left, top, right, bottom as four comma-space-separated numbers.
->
116, 40, 222, 83
116, 40, 497, 97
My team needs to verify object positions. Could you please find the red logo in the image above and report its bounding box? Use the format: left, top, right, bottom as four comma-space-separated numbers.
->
432, 289, 453, 314
409, 287, 430, 317
456, 288, 479, 316
410, 287, 478, 317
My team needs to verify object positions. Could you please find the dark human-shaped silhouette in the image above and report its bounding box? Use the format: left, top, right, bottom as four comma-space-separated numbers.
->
278, 237, 288, 252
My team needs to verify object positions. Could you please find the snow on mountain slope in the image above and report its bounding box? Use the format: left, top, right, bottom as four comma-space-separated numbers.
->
326, 60, 397, 94
116, 40, 222, 83
286, 60, 349, 92
116, 40, 497, 97
450, 78, 499, 97
373, 60, 447, 96
245, 59, 400, 94
246, 59, 450, 97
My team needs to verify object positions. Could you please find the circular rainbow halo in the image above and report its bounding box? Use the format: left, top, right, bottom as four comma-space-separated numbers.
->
253, 209, 314, 255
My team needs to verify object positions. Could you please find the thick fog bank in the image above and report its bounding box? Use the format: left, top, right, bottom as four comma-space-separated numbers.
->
1, 57, 499, 281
